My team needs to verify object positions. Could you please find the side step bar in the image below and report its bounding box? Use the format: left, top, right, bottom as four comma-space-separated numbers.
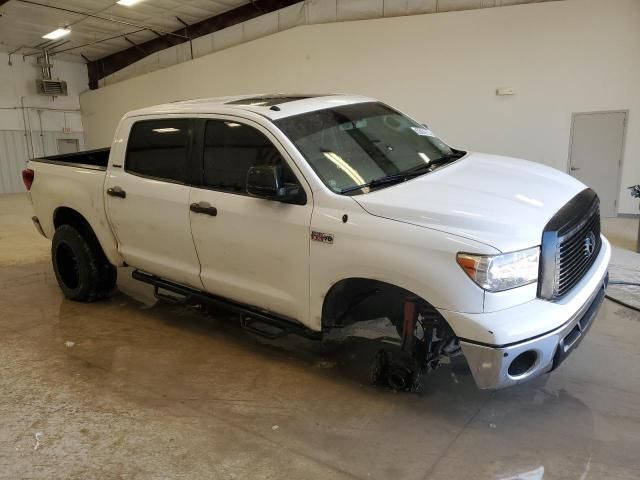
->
131, 270, 321, 341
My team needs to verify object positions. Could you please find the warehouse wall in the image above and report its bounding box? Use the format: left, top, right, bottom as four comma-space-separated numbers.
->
0, 53, 87, 193
80, 0, 640, 214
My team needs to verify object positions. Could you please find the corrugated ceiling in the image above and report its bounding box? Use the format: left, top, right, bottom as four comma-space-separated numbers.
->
0, 0, 250, 62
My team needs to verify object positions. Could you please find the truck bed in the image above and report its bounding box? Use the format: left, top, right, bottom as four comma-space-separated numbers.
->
31, 148, 110, 171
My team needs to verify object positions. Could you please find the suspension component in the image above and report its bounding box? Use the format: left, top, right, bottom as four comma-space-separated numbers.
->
370, 296, 458, 392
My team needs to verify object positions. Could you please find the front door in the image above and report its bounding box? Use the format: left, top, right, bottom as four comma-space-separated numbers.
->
568, 111, 627, 217
105, 117, 203, 289
189, 118, 312, 323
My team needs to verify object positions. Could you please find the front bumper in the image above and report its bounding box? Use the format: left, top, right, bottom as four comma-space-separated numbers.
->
460, 272, 608, 389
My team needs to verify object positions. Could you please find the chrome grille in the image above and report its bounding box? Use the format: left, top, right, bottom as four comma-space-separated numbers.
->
555, 203, 601, 297
538, 189, 601, 300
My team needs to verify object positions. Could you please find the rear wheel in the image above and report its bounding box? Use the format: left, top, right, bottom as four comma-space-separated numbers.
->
52, 225, 116, 302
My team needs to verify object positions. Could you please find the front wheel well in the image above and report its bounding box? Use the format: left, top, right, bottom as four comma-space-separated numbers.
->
323, 278, 461, 391
321, 278, 443, 330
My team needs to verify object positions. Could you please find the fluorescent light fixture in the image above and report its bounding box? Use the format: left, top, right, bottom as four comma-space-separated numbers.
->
117, 0, 144, 6
152, 128, 179, 133
42, 28, 71, 40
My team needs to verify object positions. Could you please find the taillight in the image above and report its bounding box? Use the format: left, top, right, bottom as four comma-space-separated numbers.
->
22, 168, 34, 191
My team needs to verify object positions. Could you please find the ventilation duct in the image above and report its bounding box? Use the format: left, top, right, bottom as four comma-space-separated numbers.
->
36, 79, 68, 96
35, 50, 68, 97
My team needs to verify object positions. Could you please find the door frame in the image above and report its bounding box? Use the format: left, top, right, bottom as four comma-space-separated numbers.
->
567, 109, 628, 216
56, 137, 80, 154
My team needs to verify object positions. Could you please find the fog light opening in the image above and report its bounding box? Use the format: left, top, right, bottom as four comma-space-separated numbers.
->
508, 350, 538, 377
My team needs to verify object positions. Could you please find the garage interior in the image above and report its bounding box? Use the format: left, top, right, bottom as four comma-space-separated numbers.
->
1, 0, 639, 478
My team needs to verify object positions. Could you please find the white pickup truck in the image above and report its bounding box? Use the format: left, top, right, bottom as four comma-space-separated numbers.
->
24, 94, 610, 390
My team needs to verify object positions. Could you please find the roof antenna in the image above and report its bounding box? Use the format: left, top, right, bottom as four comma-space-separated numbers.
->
270, 105, 281, 111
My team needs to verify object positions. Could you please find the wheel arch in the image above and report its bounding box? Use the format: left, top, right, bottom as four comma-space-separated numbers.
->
52, 206, 123, 266
321, 276, 446, 330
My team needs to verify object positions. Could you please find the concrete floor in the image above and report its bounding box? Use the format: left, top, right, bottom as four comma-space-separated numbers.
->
1, 193, 639, 480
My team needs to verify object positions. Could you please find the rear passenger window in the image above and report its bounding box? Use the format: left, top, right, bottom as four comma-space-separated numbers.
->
126, 119, 190, 183
203, 120, 298, 193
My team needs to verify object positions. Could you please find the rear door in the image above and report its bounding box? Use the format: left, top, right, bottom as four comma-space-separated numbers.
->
105, 117, 203, 289
189, 117, 313, 324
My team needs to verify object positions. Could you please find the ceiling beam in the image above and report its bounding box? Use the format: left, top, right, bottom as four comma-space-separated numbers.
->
15, 0, 189, 39
86, 0, 301, 89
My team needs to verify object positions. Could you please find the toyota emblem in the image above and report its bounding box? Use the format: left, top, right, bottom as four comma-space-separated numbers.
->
583, 231, 596, 257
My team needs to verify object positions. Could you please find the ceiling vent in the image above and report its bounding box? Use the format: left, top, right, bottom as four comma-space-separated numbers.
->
36, 79, 68, 96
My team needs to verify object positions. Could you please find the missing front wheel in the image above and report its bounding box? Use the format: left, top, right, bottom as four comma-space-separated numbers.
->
370, 298, 459, 392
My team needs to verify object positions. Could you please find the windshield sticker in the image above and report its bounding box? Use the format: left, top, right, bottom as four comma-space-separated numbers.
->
411, 127, 435, 137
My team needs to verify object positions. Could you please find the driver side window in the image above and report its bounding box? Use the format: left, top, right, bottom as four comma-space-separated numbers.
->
203, 120, 300, 194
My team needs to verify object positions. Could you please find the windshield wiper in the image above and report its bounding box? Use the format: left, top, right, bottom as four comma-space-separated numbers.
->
429, 152, 465, 166
339, 151, 466, 194
340, 164, 431, 194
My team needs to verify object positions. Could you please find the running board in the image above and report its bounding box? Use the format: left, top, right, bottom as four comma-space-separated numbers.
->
131, 270, 321, 340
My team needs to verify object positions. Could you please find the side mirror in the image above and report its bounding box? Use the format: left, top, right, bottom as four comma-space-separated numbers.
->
246, 165, 303, 204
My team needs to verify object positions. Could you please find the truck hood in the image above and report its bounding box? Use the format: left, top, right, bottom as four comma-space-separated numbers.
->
353, 152, 587, 252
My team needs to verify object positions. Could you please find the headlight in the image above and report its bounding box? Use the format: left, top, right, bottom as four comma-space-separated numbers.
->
456, 247, 539, 292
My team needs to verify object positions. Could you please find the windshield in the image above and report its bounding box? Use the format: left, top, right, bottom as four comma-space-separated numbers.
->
275, 102, 463, 194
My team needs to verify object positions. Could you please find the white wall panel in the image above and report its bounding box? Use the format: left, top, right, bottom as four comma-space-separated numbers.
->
176, 42, 192, 64
278, 2, 306, 30
25, 130, 84, 160
243, 11, 279, 42
101, 0, 558, 87
383, 0, 437, 16
0, 52, 87, 131
438, 0, 484, 11
337, 0, 384, 21
158, 46, 179, 68
307, 0, 337, 24
135, 53, 161, 75
0, 52, 86, 190
192, 34, 214, 59
213, 24, 244, 51
0, 131, 30, 194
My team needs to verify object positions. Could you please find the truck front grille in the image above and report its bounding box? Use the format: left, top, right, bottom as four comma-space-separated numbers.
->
538, 189, 601, 300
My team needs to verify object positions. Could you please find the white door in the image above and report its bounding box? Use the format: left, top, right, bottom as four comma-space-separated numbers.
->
568, 111, 626, 217
105, 117, 203, 289
189, 118, 312, 323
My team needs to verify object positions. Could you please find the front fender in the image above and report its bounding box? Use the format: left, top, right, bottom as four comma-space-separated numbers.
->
309, 198, 497, 332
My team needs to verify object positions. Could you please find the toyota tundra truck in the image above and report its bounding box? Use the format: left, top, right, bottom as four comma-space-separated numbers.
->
23, 94, 610, 390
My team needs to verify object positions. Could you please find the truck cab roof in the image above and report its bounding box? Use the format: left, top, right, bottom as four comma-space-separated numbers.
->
123, 93, 377, 121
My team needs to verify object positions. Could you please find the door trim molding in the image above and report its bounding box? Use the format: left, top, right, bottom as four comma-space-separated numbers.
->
567, 109, 628, 217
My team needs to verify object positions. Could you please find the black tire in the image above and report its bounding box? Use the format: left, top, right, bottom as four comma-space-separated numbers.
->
51, 224, 117, 302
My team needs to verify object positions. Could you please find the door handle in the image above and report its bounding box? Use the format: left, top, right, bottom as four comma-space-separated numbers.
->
190, 201, 217, 216
107, 186, 126, 198
570, 166, 580, 171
